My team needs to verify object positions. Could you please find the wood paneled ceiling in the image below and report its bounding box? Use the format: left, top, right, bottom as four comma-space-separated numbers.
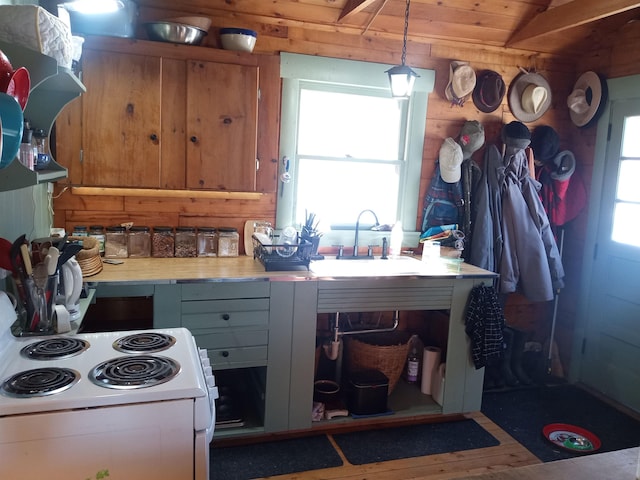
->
135, 0, 640, 55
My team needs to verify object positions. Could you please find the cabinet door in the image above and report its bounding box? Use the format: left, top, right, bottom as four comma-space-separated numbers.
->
81, 50, 162, 187
185, 60, 258, 191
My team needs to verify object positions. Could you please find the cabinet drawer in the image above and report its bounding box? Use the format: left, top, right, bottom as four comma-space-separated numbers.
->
194, 329, 268, 349
208, 346, 268, 369
181, 281, 269, 301
182, 298, 269, 329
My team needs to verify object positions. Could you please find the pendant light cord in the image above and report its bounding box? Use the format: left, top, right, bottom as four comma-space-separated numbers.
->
401, 0, 411, 66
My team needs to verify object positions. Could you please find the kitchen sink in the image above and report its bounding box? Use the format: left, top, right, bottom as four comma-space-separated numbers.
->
309, 256, 434, 277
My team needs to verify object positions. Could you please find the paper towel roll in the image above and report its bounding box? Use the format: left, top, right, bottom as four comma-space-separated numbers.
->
421, 346, 442, 394
55, 305, 71, 333
431, 363, 446, 406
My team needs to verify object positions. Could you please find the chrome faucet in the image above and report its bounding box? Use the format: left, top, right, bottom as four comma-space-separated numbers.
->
353, 209, 380, 257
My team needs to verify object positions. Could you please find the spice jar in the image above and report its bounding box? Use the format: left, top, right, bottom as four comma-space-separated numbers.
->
217, 227, 239, 257
175, 227, 197, 258
197, 227, 217, 257
72, 225, 88, 237
152, 226, 175, 258
105, 226, 128, 258
128, 226, 151, 258
89, 225, 105, 256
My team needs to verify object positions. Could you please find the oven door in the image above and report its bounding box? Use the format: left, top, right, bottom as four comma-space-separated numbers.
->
0, 400, 196, 480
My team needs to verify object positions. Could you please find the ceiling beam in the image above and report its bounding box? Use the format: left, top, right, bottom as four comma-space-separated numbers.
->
506, 0, 640, 47
339, 0, 377, 22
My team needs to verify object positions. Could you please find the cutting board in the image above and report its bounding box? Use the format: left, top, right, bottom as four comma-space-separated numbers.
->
243, 220, 258, 256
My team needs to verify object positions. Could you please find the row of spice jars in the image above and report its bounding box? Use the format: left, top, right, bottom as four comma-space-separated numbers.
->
83, 225, 239, 259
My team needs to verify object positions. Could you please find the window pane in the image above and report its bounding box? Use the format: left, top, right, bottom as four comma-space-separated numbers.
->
298, 89, 403, 160
296, 159, 399, 226
617, 160, 640, 202
611, 202, 640, 247
621, 116, 640, 157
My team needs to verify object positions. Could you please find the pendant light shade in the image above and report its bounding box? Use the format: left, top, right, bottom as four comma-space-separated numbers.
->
387, 0, 418, 98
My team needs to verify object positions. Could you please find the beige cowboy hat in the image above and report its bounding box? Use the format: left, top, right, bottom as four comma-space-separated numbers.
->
508, 70, 552, 123
567, 71, 608, 128
445, 61, 476, 107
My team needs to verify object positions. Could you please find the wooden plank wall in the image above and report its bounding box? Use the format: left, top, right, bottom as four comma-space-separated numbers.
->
53, 3, 640, 374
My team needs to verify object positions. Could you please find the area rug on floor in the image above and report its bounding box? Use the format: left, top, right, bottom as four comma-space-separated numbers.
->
210, 434, 343, 480
482, 383, 640, 462
331, 418, 499, 465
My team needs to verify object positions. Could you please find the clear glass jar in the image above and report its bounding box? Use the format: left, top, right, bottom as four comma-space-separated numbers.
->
72, 225, 88, 237
197, 227, 217, 257
152, 227, 175, 258
217, 227, 239, 257
175, 227, 197, 258
89, 225, 105, 256
128, 226, 151, 258
105, 226, 128, 258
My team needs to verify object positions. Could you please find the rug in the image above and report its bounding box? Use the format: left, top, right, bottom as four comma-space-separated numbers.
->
210, 434, 343, 480
481, 383, 640, 462
331, 418, 500, 465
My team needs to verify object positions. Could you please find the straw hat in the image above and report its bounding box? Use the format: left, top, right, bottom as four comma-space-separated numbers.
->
508, 71, 552, 123
567, 71, 608, 128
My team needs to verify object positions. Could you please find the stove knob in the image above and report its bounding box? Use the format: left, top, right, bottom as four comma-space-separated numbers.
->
206, 374, 216, 388
199, 348, 208, 359
203, 365, 213, 377
201, 357, 211, 368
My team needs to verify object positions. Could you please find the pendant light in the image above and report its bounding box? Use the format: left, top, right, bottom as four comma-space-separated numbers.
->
386, 0, 419, 98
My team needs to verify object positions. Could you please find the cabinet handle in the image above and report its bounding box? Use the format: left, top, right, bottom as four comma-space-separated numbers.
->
190, 136, 198, 143
222, 351, 230, 358
222, 313, 230, 321
223, 117, 232, 125
149, 134, 158, 142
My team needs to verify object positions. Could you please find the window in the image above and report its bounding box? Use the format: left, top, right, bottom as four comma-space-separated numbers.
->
612, 115, 640, 247
278, 53, 435, 248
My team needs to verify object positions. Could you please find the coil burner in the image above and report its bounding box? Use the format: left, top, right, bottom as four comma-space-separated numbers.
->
90, 355, 180, 389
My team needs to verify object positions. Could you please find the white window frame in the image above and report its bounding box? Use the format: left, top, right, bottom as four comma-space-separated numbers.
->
277, 53, 435, 249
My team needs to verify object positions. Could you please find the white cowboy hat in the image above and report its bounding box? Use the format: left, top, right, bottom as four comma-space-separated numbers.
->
567, 71, 608, 128
508, 70, 552, 123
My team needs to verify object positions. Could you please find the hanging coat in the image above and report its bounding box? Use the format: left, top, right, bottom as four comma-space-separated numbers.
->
499, 145, 564, 301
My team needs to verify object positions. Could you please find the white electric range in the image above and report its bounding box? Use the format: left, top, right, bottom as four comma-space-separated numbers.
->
0, 291, 218, 480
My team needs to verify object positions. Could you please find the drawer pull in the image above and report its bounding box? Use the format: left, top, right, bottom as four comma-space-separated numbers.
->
221, 351, 230, 358
222, 313, 230, 321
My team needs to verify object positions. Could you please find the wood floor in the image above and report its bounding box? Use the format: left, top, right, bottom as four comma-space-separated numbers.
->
256, 411, 541, 480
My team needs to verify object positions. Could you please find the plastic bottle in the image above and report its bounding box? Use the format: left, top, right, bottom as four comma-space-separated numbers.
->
407, 346, 420, 384
390, 221, 403, 258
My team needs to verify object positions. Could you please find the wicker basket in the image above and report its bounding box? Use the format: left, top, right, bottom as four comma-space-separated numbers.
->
68, 236, 103, 277
345, 331, 411, 394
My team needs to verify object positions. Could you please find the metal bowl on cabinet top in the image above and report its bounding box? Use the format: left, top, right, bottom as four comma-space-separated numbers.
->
144, 21, 208, 46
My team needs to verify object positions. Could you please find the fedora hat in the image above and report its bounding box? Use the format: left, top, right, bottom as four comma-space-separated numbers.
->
472, 70, 505, 113
567, 71, 608, 128
508, 70, 552, 123
445, 61, 476, 107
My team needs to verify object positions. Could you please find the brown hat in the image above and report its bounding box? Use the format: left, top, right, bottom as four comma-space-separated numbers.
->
472, 70, 505, 113
508, 71, 552, 123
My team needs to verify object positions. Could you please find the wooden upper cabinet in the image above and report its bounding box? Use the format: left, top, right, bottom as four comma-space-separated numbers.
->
59, 38, 280, 193
81, 49, 162, 188
185, 60, 259, 191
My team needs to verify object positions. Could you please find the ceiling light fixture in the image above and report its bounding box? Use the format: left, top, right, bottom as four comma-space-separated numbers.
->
60, 0, 124, 14
386, 0, 419, 98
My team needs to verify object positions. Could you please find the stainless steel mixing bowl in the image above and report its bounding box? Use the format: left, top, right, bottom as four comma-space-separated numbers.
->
144, 21, 207, 45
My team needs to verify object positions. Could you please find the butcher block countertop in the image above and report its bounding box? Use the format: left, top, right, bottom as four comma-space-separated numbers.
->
87, 255, 497, 284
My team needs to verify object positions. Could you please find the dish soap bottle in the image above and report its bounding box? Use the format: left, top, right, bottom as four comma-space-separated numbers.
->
390, 221, 403, 258
407, 346, 420, 384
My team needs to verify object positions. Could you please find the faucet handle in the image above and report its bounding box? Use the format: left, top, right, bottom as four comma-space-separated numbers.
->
332, 244, 344, 259
366, 244, 377, 258
381, 237, 389, 259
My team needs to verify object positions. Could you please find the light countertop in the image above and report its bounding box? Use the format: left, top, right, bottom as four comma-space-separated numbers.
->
86, 255, 497, 284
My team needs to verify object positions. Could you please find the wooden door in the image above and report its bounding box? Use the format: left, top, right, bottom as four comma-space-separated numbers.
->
81, 50, 162, 187
581, 98, 640, 413
185, 60, 258, 191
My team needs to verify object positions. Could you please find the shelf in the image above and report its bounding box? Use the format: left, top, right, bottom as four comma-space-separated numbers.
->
0, 39, 85, 192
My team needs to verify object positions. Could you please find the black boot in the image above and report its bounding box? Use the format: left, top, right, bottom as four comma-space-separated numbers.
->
510, 327, 534, 385
500, 327, 520, 387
